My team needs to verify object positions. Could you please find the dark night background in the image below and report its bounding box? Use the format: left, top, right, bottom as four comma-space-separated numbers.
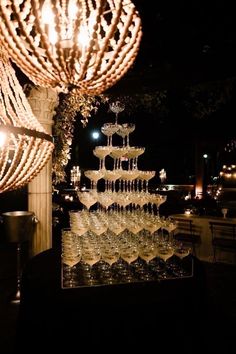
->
66, 0, 236, 187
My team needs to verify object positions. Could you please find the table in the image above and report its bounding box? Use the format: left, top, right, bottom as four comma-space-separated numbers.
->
16, 248, 206, 352
171, 214, 236, 263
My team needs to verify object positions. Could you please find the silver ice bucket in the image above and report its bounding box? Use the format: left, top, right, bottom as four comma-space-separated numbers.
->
1, 211, 37, 243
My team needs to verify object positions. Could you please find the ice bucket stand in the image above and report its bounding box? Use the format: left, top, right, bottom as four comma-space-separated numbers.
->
1, 211, 38, 303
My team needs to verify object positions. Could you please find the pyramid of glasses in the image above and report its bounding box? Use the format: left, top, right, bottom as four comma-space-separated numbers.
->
76, 120, 166, 227
82, 121, 167, 212
62, 119, 193, 288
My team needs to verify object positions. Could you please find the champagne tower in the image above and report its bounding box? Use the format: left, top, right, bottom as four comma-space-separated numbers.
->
64, 103, 192, 289
80, 101, 167, 214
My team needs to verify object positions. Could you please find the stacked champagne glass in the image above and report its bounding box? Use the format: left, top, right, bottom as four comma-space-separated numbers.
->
62, 107, 193, 287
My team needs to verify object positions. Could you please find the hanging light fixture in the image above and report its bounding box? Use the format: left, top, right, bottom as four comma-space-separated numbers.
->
0, 0, 142, 94
0, 50, 54, 194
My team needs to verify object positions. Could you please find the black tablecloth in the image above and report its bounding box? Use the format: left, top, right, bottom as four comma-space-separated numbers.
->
16, 248, 207, 352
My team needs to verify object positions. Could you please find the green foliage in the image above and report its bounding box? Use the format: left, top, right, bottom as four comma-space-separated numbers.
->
52, 90, 108, 185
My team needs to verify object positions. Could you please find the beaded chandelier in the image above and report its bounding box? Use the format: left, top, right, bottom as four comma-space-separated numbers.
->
0, 51, 54, 194
0, 0, 142, 94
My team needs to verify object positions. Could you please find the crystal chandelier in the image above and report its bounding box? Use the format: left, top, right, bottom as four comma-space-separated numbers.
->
0, 51, 54, 194
0, 0, 142, 94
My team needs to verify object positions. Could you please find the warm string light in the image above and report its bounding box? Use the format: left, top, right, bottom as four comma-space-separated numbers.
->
0, 51, 54, 194
0, 0, 142, 94
220, 164, 236, 179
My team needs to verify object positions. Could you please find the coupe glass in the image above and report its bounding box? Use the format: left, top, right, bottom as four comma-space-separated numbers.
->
77, 190, 98, 211
103, 170, 122, 191
93, 146, 111, 170
84, 169, 104, 189
174, 244, 191, 277
101, 122, 120, 146
151, 194, 167, 216
119, 236, 139, 261
100, 243, 120, 284
162, 217, 177, 243
62, 228, 82, 287
221, 208, 228, 218
109, 146, 128, 169
97, 191, 115, 211
69, 210, 88, 236
138, 240, 156, 280
120, 170, 140, 192
156, 243, 175, 278
116, 123, 135, 146
125, 146, 145, 170
81, 233, 101, 285
109, 100, 125, 124
139, 240, 156, 264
